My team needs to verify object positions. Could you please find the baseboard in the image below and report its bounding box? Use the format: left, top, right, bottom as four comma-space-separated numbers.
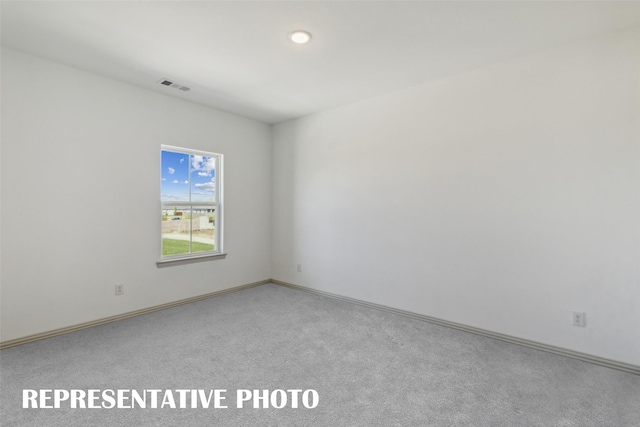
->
4, 278, 638, 376
0, 279, 270, 350
271, 279, 640, 376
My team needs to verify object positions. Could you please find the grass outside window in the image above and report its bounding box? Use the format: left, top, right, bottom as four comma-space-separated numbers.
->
162, 239, 214, 256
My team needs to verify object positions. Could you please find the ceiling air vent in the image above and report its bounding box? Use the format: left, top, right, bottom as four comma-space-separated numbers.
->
158, 79, 191, 92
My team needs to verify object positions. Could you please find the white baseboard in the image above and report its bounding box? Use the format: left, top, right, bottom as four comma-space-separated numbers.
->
0, 279, 270, 350
4, 278, 638, 376
271, 279, 640, 376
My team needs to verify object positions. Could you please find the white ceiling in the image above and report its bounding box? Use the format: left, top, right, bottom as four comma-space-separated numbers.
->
2, 1, 639, 124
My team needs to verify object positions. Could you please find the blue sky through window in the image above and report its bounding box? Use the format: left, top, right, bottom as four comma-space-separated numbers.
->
161, 150, 216, 202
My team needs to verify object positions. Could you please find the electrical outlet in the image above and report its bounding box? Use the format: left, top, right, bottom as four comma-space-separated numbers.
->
297, 264, 302, 272
115, 284, 124, 296
572, 311, 585, 327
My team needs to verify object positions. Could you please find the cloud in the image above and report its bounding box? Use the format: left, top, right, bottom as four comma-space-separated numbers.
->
204, 158, 215, 170
162, 178, 166, 181
180, 158, 185, 163
168, 167, 175, 174
172, 179, 179, 184
192, 155, 202, 170
192, 155, 215, 173
194, 182, 215, 192
198, 171, 210, 177
183, 180, 189, 184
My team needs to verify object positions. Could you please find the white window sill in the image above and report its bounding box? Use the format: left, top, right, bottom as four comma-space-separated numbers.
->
156, 252, 227, 267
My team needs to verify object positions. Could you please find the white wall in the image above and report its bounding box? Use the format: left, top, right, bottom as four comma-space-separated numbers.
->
272, 27, 640, 366
0, 48, 272, 342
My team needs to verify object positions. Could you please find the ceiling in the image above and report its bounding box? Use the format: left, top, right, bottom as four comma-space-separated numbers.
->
2, 1, 639, 124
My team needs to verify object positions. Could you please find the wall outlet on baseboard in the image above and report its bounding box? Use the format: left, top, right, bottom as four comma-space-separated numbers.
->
115, 284, 124, 296
572, 311, 585, 327
297, 264, 302, 272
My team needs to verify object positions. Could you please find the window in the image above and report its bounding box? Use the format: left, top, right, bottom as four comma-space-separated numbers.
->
159, 145, 223, 262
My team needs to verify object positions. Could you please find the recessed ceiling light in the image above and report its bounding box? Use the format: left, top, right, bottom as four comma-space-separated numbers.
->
289, 30, 311, 44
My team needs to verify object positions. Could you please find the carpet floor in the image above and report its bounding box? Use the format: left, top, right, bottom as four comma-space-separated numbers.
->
1, 283, 639, 426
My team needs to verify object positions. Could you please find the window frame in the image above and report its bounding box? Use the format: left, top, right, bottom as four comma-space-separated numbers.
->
157, 145, 225, 265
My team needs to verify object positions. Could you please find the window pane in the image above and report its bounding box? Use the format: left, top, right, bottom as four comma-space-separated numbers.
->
161, 150, 190, 202
160, 146, 222, 259
191, 207, 215, 253
191, 154, 216, 202
161, 207, 191, 256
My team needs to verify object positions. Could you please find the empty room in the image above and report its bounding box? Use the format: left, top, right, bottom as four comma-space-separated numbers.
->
1, 1, 639, 426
